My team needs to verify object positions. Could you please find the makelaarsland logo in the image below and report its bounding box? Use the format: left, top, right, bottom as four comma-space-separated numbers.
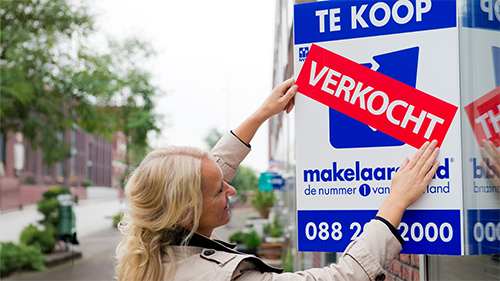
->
299, 47, 309, 62
329, 47, 419, 149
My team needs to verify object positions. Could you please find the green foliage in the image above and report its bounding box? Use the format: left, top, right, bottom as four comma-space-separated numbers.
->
0, 0, 94, 165
262, 216, 283, 237
102, 37, 163, 169
0, 0, 163, 167
20, 225, 55, 253
270, 222, 283, 238
24, 177, 36, 184
270, 224, 284, 238
41, 186, 70, 201
37, 186, 70, 229
204, 127, 223, 150
37, 198, 59, 227
263, 216, 283, 238
228, 230, 261, 249
282, 247, 294, 272
250, 190, 276, 218
244, 229, 261, 249
118, 177, 126, 189
251, 190, 276, 209
263, 223, 272, 237
113, 213, 123, 228
270, 213, 284, 238
230, 166, 259, 191
0, 242, 46, 278
228, 231, 246, 244
83, 178, 94, 187
236, 194, 248, 205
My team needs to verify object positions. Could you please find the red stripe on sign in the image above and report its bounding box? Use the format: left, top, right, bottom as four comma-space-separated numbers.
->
296, 44, 458, 149
464, 86, 500, 147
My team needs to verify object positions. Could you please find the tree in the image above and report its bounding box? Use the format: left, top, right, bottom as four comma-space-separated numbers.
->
93, 37, 163, 168
1, 0, 95, 164
230, 166, 258, 191
0, 0, 162, 167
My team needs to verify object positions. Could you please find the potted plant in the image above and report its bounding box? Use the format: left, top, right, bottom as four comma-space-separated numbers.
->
229, 229, 261, 256
258, 216, 284, 260
258, 240, 283, 260
250, 190, 276, 218
83, 179, 94, 187
264, 219, 285, 243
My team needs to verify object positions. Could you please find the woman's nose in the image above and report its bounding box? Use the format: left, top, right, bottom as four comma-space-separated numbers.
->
226, 182, 236, 196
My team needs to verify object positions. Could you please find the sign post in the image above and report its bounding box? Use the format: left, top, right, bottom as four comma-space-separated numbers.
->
259, 172, 286, 191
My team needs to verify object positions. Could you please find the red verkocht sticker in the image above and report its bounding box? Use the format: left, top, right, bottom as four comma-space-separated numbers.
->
296, 44, 458, 149
464, 85, 500, 147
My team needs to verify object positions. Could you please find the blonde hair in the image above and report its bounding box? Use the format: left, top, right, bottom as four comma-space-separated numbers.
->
115, 146, 210, 281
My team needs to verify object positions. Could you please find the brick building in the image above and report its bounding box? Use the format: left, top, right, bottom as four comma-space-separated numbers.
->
0, 129, 125, 211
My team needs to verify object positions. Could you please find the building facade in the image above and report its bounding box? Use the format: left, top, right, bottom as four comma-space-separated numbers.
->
0, 128, 125, 211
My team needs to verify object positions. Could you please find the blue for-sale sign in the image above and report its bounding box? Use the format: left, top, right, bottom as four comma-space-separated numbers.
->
294, 0, 464, 255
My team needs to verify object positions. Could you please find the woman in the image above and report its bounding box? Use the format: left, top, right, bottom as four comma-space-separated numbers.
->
115, 78, 440, 281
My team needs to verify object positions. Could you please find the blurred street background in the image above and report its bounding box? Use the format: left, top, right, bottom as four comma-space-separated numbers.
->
1, 196, 252, 280
0, 0, 286, 279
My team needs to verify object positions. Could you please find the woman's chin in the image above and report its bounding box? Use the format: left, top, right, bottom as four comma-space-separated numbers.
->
220, 212, 231, 227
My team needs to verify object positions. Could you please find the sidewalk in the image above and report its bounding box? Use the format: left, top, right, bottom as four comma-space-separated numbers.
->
0, 204, 44, 244
4, 227, 121, 281
1, 198, 121, 244
3, 206, 254, 280
214, 206, 255, 241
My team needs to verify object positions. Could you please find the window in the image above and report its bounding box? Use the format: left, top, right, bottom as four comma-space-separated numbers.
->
87, 142, 92, 180
70, 130, 77, 175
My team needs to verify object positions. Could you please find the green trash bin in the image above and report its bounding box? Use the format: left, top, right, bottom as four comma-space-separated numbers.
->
57, 194, 79, 244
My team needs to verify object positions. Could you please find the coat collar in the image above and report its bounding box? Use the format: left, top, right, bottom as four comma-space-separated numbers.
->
170, 228, 283, 274
170, 228, 237, 251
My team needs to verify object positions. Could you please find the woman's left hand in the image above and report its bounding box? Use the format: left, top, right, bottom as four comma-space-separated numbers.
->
376, 140, 440, 228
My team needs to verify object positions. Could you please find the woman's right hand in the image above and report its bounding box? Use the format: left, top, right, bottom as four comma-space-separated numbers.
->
376, 140, 440, 228
256, 77, 297, 119
232, 78, 297, 145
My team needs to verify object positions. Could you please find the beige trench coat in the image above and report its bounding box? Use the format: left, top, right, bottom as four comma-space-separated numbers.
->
161, 132, 402, 281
